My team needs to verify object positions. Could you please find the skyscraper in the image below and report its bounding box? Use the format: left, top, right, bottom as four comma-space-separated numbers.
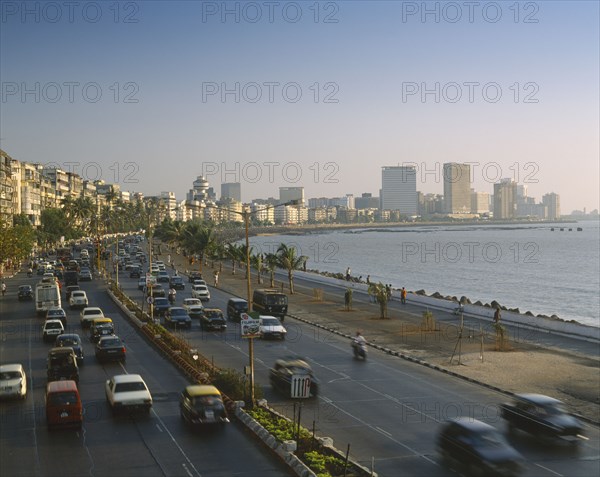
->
221, 182, 241, 202
279, 187, 305, 205
542, 193, 561, 220
493, 179, 517, 219
380, 166, 417, 215
443, 163, 471, 214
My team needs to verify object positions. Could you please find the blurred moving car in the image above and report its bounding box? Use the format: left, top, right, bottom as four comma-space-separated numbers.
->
437, 418, 523, 477
191, 284, 210, 302
179, 385, 229, 426
78, 268, 92, 281
227, 297, 248, 322
69, 290, 89, 309
129, 266, 141, 278
199, 308, 227, 331
89, 318, 115, 343
42, 320, 64, 342
164, 307, 192, 329
18, 285, 34, 301
46, 347, 79, 383
501, 394, 585, 444
169, 276, 185, 290
65, 285, 80, 301
269, 359, 319, 398
0, 364, 27, 400
95, 336, 126, 363
157, 271, 170, 283
153, 297, 171, 316
46, 307, 67, 326
80, 307, 104, 328
182, 298, 204, 319
259, 316, 286, 340
188, 271, 202, 283
105, 374, 152, 414
55, 334, 84, 365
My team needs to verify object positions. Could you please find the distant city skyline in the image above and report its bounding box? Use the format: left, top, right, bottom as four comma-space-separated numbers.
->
2, 2, 598, 213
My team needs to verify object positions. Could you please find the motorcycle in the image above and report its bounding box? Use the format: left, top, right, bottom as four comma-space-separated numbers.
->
168, 291, 176, 305
351, 339, 367, 360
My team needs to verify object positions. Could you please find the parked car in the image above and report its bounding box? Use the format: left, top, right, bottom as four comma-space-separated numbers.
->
69, 290, 89, 309
199, 308, 227, 331
46, 307, 67, 327
164, 307, 192, 329
169, 276, 185, 290
188, 271, 203, 283
191, 284, 210, 302
153, 297, 171, 316
46, 380, 82, 429
179, 385, 229, 426
46, 347, 79, 383
95, 336, 126, 363
89, 318, 115, 343
501, 393, 585, 444
269, 359, 319, 398
105, 374, 152, 414
259, 316, 287, 340
65, 285, 80, 301
42, 320, 64, 342
79, 268, 93, 281
227, 297, 248, 322
182, 298, 204, 319
55, 334, 84, 365
18, 285, 34, 301
80, 307, 104, 327
437, 418, 524, 477
0, 364, 27, 400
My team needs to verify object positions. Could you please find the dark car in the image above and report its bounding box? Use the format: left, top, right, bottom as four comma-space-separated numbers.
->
437, 418, 523, 477
153, 297, 171, 316
227, 297, 248, 322
199, 308, 227, 331
146, 284, 166, 298
46, 308, 67, 327
65, 285, 80, 301
164, 307, 192, 329
157, 271, 170, 283
129, 266, 141, 278
90, 322, 115, 343
95, 336, 126, 363
501, 393, 585, 444
64, 271, 79, 287
180, 385, 229, 426
18, 285, 34, 301
47, 347, 79, 383
269, 359, 319, 399
55, 334, 84, 365
169, 276, 185, 290
188, 271, 203, 283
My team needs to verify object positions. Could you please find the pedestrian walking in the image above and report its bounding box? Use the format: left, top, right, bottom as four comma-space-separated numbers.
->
494, 307, 501, 324
386, 284, 392, 301
1, 282, 6, 297
366, 275, 370, 285
213, 270, 219, 287
401, 287, 407, 305
346, 267, 351, 281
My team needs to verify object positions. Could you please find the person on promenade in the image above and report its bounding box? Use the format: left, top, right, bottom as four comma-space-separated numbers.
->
345, 267, 351, 281
213, 270, 219, 288
401, 287, 407, 305
1, 282, 6, 297
366, 275, 370, 285
386, 284, 392, 301
494, 307, 501, 324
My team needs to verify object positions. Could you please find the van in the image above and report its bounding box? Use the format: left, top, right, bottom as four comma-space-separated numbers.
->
252, 289, 288, 321
46, 380, 82, 429
227, 297, 248, 323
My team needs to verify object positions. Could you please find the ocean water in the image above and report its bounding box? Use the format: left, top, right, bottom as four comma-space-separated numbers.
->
248, 221, 600, 328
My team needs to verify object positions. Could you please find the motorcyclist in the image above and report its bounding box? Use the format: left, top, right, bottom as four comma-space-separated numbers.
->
1, 282, 6, 297
168, 287, 176, 304
352, 331, 367, 358
27, 268, 33, 277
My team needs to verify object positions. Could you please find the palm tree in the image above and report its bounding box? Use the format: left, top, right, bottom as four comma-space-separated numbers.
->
250, 253, 264, 284
226, 243, 243, 275
180, 221, 215, 274
368, 282, 389, 319
276, 243, 307, 294
264, 253, 279, 288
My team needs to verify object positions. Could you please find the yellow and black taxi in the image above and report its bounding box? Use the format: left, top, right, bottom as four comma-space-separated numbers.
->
89, 317, 114, 343
179, 385, 229, 426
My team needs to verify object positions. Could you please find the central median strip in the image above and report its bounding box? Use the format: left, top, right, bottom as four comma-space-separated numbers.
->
106, 282, 375, 477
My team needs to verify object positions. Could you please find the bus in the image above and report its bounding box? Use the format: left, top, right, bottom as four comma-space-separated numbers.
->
35, 283, 61, 315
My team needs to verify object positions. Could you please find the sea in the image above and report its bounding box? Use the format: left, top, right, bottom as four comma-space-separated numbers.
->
248, 221, 600, 328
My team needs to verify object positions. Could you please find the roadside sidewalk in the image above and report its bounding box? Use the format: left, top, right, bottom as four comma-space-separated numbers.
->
158, 245, 600, 424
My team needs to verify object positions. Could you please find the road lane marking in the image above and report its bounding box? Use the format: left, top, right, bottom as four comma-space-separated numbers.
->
535, 463, 563, 476
156, 424, 163, 432
182, 463, 194, 477
375, 426, 392, 437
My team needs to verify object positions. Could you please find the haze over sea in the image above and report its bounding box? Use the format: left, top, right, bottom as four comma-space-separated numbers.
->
250, 221, 600, 328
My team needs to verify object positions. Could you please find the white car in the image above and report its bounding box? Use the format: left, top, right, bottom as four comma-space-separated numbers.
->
42, 319, 64, 342
192, 279, 207, 287
0, 364, 27, 400
80, 307, 104, 327
258, 316, 287, 340
191, 284, 210, 302
105, 374, 153, 414
182, 298, 204, 318
69, 290, 89, 309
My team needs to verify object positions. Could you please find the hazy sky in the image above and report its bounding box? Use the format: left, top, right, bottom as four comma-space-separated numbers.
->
1, 1, 598, 213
